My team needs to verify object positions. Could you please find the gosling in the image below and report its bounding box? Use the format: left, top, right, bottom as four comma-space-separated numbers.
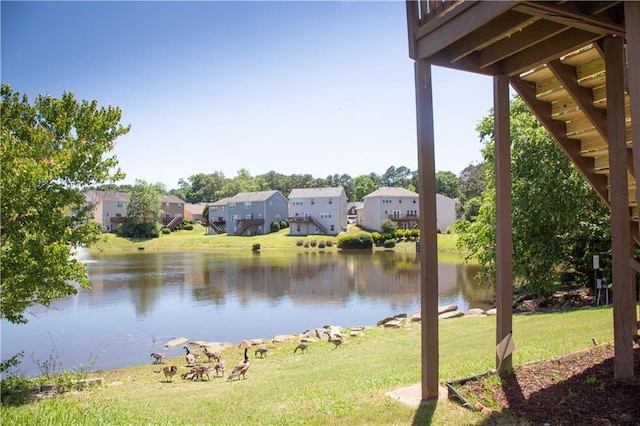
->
162, 365, 178, 382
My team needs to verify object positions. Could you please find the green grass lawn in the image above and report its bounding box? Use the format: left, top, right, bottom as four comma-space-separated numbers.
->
1, 307, 614, 425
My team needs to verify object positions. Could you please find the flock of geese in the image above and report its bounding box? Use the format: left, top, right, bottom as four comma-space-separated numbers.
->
150, 330, 345, 383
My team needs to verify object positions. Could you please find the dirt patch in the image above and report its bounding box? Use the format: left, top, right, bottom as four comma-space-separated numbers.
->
455, 343, 640, 425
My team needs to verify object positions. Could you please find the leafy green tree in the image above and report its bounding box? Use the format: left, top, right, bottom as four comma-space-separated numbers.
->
456, 162, 488, 222
119, 180, 162, 238
380, 219, 398, 234
435, 170, 460, 199
456, 96, 610, 295
353, 175, 376, 201
0, 84, 129, 323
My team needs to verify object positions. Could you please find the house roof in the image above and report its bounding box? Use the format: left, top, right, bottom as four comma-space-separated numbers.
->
363, 187, 418, 198
184, 203, 207, 215
228, 190, 285, 203
161, 194, 185, 204
288, 187, 345, 198
210, 197, 231, 207
84, 190, 130, 203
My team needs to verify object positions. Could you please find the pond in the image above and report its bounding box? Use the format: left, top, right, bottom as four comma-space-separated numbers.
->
1, 249, 494, 377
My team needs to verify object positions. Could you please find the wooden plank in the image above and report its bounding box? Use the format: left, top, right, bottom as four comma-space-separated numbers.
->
414, 58, 440, 400
604, 35, 635, 382
494, 74, 513, 373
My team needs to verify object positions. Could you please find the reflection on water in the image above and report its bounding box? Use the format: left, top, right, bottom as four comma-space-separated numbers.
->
1, 250, 493, 377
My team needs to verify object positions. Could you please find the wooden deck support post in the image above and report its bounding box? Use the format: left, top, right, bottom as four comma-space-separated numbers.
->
415, 58, 440, 400
604, 34, 635, 382
494, 74, 514, 372
627, 0, 640, 341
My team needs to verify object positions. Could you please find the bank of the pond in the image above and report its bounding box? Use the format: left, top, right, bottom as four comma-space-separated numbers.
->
1, 307, 615, 425
87, 224, 465, 256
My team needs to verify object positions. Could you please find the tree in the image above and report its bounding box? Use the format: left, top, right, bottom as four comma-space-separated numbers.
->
353, 175, 376, 201
119, 180, 162, 238
457, 162, 488, 222
456, 95, 610, 295
435, 170, 460, 199
0, 84, 129, 323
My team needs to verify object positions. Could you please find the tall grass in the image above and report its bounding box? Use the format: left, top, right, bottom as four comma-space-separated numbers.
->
2, 307, 613, 425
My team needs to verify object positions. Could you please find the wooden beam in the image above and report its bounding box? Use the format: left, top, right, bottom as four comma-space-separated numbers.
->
625, 0, 640, 340
502, 28, 602, 76
628, 2, 640, 246
415, 1, 516, 60
406, 0, 418, 60
514, 2, 625, 37
446, 10, 533, 62
478, 20, 569, 69
604, 35, 635, 383
414, 58, 439, 400
494, 74, 513, 373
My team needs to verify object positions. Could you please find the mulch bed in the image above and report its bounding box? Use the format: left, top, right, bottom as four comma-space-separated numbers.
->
455, 343, 640, 425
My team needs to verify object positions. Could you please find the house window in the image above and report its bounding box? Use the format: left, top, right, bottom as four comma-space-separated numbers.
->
117, 202, 124, 208
229, 203, 236, 210
413, 199, 416, 204
244, 202, 251, 209
292, 199, 303, 206
329, 198, 333, 204
166, 203, 170, 208
311, 199, 315, 205
212, 206, 218, 212
330, 224, 335, 232
399, 199, 402, 203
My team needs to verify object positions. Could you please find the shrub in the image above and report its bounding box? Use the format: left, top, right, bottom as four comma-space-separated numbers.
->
252, 243, 261, 252
183, 224, 194, 231
380, 219, 398, 234
271, 221, 281, 232
310, 240, 317, 247
337, 233, 373, 249
296, 239, 304, 247
161, 227, 171, 235
371, 231, 382, 244
383, 239, 396, 249
318, 241, 326, 249
325, 240, 333, 247
280, 220, 289, 229
395, 229, 406, 241
303, 241, 310, 248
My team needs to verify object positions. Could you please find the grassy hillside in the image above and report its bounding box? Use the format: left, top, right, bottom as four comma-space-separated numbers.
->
1, 307, 614, 425
87, 224, 465, 256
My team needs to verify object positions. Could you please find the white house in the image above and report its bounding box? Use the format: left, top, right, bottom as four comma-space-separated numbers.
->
288, 187, 348, 236
84, 190, 129, 232
359, 187, 457, 232
359, 187, 419, 231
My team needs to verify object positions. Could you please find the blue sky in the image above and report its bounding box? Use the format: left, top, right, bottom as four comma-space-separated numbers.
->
2, 1, 493, 189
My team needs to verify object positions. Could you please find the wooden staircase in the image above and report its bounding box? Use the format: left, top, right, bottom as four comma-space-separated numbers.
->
235, 218, 264, 236
509, 43, 638, 236
288, 216, 329, 235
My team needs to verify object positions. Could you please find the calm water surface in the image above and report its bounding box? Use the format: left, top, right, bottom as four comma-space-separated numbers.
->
1, 249, 493, 377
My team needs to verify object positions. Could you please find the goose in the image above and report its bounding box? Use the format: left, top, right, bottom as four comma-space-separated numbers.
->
213, 359, 226, 377
183, 346, 200, 366
254, 347, 269, 358
162, 365, 178, 382
227, 347, 250, 381
324, 331, 344, 349
203, 347, 220, 363
294, 343, 309, 354
150, 352, 165, 364
192, 364, 212, 381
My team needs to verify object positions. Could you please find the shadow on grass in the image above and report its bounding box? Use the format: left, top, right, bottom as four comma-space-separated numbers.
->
412, 398, 437, 425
